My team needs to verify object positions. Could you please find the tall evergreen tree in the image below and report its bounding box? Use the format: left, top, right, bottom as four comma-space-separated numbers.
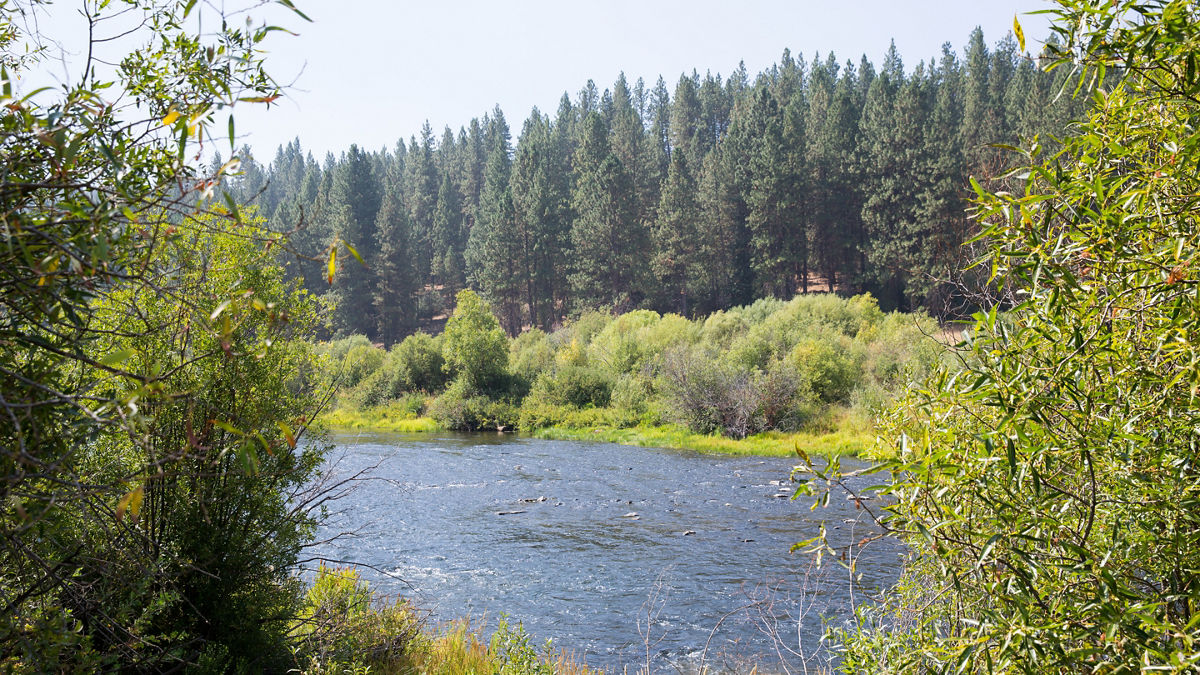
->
512, 109, 571, 329
405, 123, 439, 293
466, 107, 523, 333
374, 157, 417, 344
744, 86, 805, 298
569, 113, 645, 311
651, 151, 701, 314
432, 169, 466, 300
670, 73, 702, 168
328, 144, 382, 335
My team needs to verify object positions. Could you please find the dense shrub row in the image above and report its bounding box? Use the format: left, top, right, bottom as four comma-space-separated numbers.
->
321, 290, 943, 438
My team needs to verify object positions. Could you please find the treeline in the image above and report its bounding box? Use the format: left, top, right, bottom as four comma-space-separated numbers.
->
227, 28, 1086, 343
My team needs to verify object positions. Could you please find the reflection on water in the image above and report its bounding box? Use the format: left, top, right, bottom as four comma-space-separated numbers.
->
309, 431, 904, 673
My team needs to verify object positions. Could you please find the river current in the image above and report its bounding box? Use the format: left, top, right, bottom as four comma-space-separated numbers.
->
308, 431, 904, 673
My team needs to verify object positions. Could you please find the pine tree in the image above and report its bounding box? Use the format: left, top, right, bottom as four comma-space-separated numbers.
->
569, 113, 645, 310
512, 109, 570, 329
328, 144, 382, 335
465, 107, 523, 334
374, 158, 417, 344
432, 169, 466, 300
744, 86, 804, 298
670, 73, 702, 169
651, 151, 700, 314
405, 123, 439, 293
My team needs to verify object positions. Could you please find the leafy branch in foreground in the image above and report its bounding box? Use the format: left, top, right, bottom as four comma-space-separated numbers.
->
828, 2, 1200, 672
0, 1, 340, 670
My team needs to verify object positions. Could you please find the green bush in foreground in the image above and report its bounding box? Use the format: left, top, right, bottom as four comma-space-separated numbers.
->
830, 3, 1200, 671
291, 567, 595, 675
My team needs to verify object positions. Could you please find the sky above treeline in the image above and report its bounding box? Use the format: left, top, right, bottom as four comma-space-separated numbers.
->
29, 1, 1058, 160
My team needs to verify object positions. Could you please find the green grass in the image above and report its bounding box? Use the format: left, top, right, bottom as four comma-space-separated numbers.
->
319, 401, 441, 433
528, 422, 872, 458
320, 401, 877, 458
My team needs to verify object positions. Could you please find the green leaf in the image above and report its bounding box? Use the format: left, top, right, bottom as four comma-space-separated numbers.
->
277, 421, 296, 448
344, 241, 366, 267
211, 419, 243, 436
99, 348, 135, 368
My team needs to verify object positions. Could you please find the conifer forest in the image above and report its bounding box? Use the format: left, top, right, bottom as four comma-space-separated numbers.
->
228, 28, 1087, 342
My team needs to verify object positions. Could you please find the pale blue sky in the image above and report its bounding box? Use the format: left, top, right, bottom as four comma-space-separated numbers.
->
27, 1, 1059, 160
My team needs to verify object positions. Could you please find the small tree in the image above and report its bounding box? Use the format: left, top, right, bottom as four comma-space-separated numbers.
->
0, 1, 324, 669
442, 289, 510, 391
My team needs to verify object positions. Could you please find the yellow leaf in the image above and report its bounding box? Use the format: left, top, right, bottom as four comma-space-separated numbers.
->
1014, 15, 1026, 53
116, 486, 144, 522
277, 421, 296, 449
162, 109, 180, 126
327, 246, 337, 284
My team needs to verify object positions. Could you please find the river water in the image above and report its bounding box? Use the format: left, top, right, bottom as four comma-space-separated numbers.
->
309, 431, 904, 673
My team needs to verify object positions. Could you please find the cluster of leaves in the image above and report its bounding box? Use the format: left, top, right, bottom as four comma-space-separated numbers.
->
327, 292, 943, 438
828, 2, 1200, 671
0, 1, 345, 670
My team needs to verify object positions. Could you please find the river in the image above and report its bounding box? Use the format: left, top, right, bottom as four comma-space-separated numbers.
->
308, 431, 904, 673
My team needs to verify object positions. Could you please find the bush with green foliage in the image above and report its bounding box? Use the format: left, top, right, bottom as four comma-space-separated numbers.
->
291, 565, 420, 673
429, 378, 519, 431
529, 365, 614, 409
327, 291, 941, 440
829, 3, 1200, 671
390, 332, 448, 393
325, 334, 375, 367
0, 3, 320, 667
510, 329, 555, 384
340, 343, 385, 388
442, 289, 510, 392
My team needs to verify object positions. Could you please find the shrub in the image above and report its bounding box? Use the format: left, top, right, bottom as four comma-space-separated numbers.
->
758, 359, 816, 432
340, 343, 385, 389
529, 365, 614, 409
789, 334, 861, 404
292, 565, 420, 673
610, 373, 654, 419
390, 332, 447, 393
658, 346, 760, 438
510, 329, 555, 388
429, 378, 519, 431
325, 334, 374, 366
560, 310, 613, 348
442, 290, 510, 392
833, 6, 1200, 671
587, 310, 699, 375
698, 309, 749, 350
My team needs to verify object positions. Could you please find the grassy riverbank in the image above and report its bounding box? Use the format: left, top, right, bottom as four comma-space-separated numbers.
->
320, 404, 873, 458
529, 422, 871, 457
319, 401, 441, 432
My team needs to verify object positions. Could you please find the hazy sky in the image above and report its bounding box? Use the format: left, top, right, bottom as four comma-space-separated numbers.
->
30, 1, 1060, 161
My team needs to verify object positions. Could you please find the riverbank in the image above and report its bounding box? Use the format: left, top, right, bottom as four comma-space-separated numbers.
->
320, 405, 873, 458
528, 423, 871, 457
320, 401, 441, 432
